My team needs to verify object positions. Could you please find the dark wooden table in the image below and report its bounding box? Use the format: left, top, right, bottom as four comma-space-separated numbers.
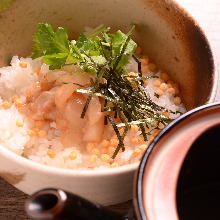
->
0, 178, 31, 219
0, 179, 132, 219
1, 0, 220, 219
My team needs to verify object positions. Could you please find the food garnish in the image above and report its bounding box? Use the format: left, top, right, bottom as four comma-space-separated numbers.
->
31, 23, 179, 159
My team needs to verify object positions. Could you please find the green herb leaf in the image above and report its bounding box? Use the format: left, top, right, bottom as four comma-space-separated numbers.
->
116, 55, 129, 67
89, 51, 100, 56
33, 23, 69, 54
111, 27, 137, 56
91, 55, 107, 65
69, 45, 84, 62
76, 31, 95, 52
85, 24, 107, 39
42, 53, 69, 70
31, 50, 44, 59
31, 23, 70, 68
112, 30, 128, 56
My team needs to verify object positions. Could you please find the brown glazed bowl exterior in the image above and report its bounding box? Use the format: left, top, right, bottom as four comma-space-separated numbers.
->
134, 102, 220, 219
0, 0, 218, 205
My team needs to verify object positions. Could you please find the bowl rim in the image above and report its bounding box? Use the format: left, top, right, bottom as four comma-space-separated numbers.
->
134, 101, 220, 219
0, 0, 218, 178
172, 0, 218, 105
171, 0, 219, 104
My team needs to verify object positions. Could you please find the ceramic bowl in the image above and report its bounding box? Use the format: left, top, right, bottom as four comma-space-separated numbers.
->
0, 0, 218, 205
135, 102, 220, 219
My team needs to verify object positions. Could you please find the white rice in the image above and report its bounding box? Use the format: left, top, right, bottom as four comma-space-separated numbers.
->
0, 56, 186, 169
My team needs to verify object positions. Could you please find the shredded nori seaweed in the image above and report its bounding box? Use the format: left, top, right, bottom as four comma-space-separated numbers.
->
76, 49, 178, 159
